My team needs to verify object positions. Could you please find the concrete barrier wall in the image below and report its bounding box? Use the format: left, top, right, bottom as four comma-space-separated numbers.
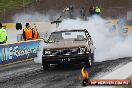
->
3, 20, 132, 32
2, 20, 132, 42
3, 22, 56, 32
3, 22, 56, 43
0, 39, 43, 66
102, 62, 132, 80
97, 62, 132, 88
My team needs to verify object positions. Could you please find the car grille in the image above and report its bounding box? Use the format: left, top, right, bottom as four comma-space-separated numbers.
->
45, 48, 79, 55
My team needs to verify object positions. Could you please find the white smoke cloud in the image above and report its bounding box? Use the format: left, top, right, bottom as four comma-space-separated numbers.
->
34, 41, 44, 64
12, 13, 132, 63
12, 12, 52, 22
57, 15, 132, 62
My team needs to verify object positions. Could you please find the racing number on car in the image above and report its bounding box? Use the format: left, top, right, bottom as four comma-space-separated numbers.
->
60, 58, 71, 62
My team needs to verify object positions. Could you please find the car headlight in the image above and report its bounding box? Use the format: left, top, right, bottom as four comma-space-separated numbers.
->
45, 51, 51, 55
79, 47, 86, 53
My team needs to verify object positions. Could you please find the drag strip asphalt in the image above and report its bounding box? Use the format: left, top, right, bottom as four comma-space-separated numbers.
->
0, 57, 132, 88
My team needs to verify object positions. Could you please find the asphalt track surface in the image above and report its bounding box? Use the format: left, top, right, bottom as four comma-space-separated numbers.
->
0, 57, 132, 88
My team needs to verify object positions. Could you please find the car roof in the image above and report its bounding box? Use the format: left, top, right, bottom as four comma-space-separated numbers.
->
52, 29, 87, 33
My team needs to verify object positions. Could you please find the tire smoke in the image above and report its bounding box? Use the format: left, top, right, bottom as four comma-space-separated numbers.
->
12, 13, 132, 63
58, 16, 132, 62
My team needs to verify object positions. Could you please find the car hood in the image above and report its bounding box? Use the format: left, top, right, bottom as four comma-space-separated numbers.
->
44, 40, 88, 50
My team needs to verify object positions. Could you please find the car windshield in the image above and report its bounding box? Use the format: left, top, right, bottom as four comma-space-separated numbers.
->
49, 31, 86, 42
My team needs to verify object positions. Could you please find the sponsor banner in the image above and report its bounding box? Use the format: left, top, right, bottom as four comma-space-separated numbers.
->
0, 45, 5, 64
0, 40, 42, 65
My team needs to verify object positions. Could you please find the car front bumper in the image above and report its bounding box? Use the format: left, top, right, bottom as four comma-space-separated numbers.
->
42, 53, 89, 64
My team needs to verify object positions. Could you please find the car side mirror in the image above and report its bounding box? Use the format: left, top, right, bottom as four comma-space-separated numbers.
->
44, 38, 55, 43
44, 38, 49, 43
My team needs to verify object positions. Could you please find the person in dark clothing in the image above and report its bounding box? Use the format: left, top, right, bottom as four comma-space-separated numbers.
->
89, 6, 95, 16
69, 5, 74, 18
80, 7, 86, 19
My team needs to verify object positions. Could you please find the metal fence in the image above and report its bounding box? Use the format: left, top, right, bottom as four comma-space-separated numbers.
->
0, 0, 132, 22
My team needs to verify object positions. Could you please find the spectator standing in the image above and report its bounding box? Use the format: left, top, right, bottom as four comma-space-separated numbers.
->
95, 6, 101, 15
89, 6, 95, 16
33, 24, 39, 40
0, 23, 7, 44
23, 23, 33, 41
80, 7, 86, 20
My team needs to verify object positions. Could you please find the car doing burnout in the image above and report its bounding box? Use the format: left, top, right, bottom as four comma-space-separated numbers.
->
42, 29, 95, 70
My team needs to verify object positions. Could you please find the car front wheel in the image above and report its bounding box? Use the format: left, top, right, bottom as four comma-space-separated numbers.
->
42, 62, 50, 70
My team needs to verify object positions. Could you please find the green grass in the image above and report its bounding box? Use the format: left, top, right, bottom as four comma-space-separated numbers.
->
0, 0, 34, 21
0, 0, 33, 11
